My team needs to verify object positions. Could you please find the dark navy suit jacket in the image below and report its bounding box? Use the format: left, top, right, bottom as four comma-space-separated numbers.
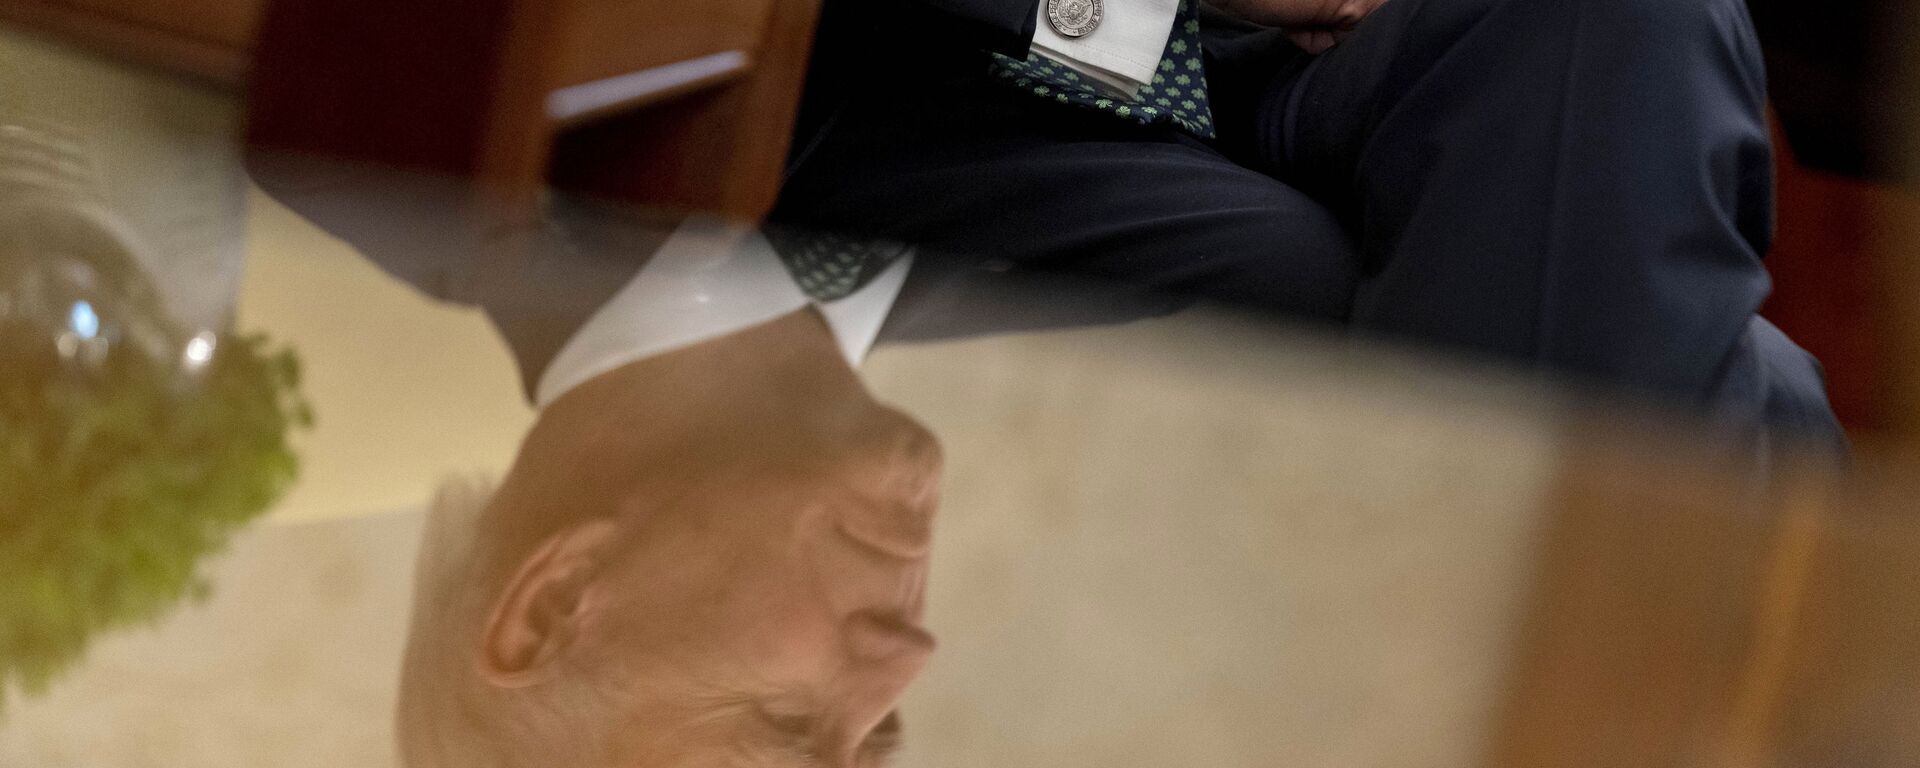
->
791, 0, 1039, 170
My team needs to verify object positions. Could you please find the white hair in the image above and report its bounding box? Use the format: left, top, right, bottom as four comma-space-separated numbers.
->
397, 474, 500, 768
412, 473, 495, 607
396, 474, 626, 768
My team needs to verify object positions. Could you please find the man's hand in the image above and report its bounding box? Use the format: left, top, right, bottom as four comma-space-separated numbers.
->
1209, 0, 1390, 53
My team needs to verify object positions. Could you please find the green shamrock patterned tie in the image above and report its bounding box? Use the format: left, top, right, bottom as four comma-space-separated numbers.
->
765, 226, 912, 302
990, 0, 1216, 138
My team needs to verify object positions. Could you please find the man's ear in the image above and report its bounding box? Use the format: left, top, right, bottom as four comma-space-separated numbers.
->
476, 519, 623, 687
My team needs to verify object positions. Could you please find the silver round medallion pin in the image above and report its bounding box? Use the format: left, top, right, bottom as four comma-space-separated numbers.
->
1047, 0, 1103, 37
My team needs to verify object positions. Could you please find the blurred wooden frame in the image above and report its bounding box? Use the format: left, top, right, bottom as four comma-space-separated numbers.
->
243, 0, 823, 222
0, 0, 821, 220
1487, 422, 1920, 768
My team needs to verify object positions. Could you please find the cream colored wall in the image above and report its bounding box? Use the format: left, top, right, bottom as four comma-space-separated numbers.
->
238, 189, 534, 524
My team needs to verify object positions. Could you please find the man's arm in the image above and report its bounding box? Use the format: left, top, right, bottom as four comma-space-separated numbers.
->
871, 0, 1044, 57
1209, 0, 1388, 52
789, 0, 1040, 162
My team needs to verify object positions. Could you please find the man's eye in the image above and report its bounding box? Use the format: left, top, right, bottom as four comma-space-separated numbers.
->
860, 710, 904, 763
757, 703, 818, 738
754, 708, 826, 765
771, 713, 816, 736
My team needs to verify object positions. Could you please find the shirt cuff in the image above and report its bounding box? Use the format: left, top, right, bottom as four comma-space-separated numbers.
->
1027, 0, 1179, 95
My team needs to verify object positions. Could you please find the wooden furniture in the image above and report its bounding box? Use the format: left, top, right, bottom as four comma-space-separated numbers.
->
1764, 137, 1920, 447
244, 0, 821, 221
1488, 425, 1920, 768
0, 0, 821, 220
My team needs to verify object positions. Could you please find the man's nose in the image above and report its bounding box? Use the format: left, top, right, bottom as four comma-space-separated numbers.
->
838, 415, 942, 559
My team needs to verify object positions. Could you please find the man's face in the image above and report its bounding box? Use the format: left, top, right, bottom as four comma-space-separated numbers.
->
569, 399, 943, 768
398, 310, 941, 768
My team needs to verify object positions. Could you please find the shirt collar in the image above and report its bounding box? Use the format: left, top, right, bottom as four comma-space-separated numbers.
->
533, 216, 912, 408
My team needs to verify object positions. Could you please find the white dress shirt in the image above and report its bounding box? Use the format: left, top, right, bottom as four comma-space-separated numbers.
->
534, 217, 913, 409
1030, 0, 1181, 97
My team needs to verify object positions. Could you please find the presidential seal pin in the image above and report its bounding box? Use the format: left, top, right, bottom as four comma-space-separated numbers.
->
1047, 0, 1103, 38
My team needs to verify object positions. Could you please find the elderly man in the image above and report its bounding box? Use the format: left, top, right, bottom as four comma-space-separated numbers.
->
348, 214, 944, 766
775, 0, 1845, 452
245, 0, 1846, 758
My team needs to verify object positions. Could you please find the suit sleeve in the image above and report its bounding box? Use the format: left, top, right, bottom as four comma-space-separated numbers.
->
918, 0, 1042, 56
843, 0, 1041, 59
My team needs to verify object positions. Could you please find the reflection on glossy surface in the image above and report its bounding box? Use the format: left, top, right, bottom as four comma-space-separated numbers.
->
0, 178, 309, 713
0, 25, 311, 716
398, 311, 941, 768
0, 320, 307, 711
3, 13, 1920, 768
237, 97, 946, 760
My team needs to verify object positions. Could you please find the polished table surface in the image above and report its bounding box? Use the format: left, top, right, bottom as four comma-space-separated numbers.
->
2, 25, 1916, 768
